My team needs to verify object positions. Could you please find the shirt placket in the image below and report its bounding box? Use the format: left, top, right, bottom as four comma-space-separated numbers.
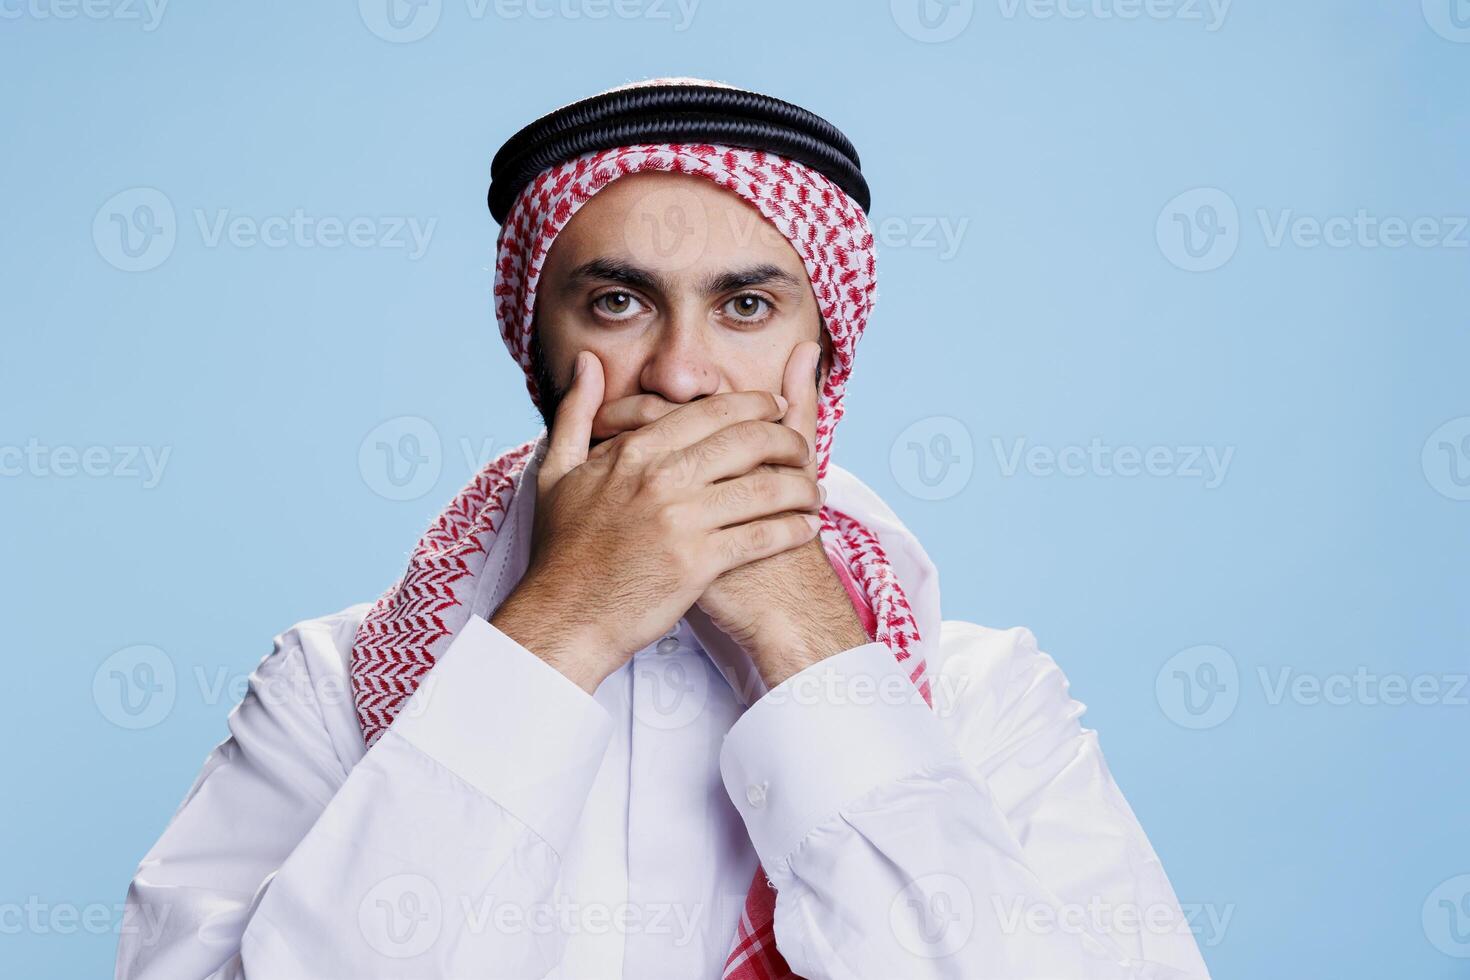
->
622, 619, 750, 979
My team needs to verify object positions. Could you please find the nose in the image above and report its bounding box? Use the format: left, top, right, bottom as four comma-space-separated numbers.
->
637, 313, 721, 405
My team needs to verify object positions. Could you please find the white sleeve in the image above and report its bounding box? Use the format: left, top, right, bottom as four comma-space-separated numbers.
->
116, 615, 613, 980
718, 625, 1212, 980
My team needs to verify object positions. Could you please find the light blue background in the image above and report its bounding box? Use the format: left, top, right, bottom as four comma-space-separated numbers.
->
3, 1, 1467, 976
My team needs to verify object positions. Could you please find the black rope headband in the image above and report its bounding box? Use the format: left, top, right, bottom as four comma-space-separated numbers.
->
487, 83, 870, 224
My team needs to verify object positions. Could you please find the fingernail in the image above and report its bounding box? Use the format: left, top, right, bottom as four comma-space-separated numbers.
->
806, 437, 816, 463
572, 352, 585, 381
804, 514, 821, 533
774, 394, 789, 414
818, 482, 828, 505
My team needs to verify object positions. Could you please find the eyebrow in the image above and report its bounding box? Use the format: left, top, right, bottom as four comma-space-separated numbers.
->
564, 258, 803, 297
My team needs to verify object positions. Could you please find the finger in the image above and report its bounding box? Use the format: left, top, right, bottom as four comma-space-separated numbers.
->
702, 469, 823, 529
540, 351, 605, 487
711, 513, 822, 572
587, 396, 676, 462
591, 393, 679, 441
676, 419, 811, 485
628, 390, 789, 459
780, 340, 822, 479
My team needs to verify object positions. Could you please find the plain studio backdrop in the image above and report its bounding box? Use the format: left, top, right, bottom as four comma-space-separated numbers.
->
3, 2, 1467, 977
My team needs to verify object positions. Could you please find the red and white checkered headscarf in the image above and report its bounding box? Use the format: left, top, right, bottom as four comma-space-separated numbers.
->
351, 141, 931, 979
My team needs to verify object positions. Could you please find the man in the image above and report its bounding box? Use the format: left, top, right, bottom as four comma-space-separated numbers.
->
117, 78, 1211, 979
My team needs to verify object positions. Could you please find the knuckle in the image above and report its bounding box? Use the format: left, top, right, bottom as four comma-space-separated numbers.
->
618, 433, 659, 472
731, 418, 770, 446
639, 398, 665, 425
643, 460, 681, 495
744, 521, 772, 552
653, 499, 688, 535
716, 477, 752, 509
717, 534, 745, 566
752, 472, 782, 501
683, 434, 710, 463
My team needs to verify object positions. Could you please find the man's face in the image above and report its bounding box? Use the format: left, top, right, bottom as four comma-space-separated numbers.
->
530, 171, 827, 435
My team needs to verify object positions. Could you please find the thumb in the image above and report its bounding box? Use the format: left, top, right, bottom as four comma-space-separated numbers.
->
780, 340, 822, 478
540, 350, 605, 488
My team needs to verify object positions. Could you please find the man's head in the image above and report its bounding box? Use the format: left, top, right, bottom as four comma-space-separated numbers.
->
528, 170, 832, 437
489, 79, 875, 478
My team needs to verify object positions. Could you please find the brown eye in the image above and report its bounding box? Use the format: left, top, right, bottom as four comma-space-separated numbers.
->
592, 291, 646, 321
723, 294, 772, 321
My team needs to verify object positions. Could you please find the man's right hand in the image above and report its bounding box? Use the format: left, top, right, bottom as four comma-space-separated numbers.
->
490, 350, 823, 693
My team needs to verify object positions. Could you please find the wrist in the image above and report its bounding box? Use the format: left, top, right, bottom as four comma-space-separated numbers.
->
746, 603, 869, 689
490, 577, 615, 694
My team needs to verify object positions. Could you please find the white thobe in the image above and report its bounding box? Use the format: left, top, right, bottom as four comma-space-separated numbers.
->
116, 452, 1212, 980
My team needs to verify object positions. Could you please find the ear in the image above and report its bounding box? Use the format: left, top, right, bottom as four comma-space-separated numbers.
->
816, 316, 834, 387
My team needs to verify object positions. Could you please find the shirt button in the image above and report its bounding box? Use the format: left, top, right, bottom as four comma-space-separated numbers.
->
746, 782, 768, 808
656, 636, 680, 655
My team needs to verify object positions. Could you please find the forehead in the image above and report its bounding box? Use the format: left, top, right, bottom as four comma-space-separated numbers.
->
546, 170, 810, 282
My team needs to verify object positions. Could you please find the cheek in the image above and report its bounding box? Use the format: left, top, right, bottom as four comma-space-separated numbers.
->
715, 344, 790, 395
